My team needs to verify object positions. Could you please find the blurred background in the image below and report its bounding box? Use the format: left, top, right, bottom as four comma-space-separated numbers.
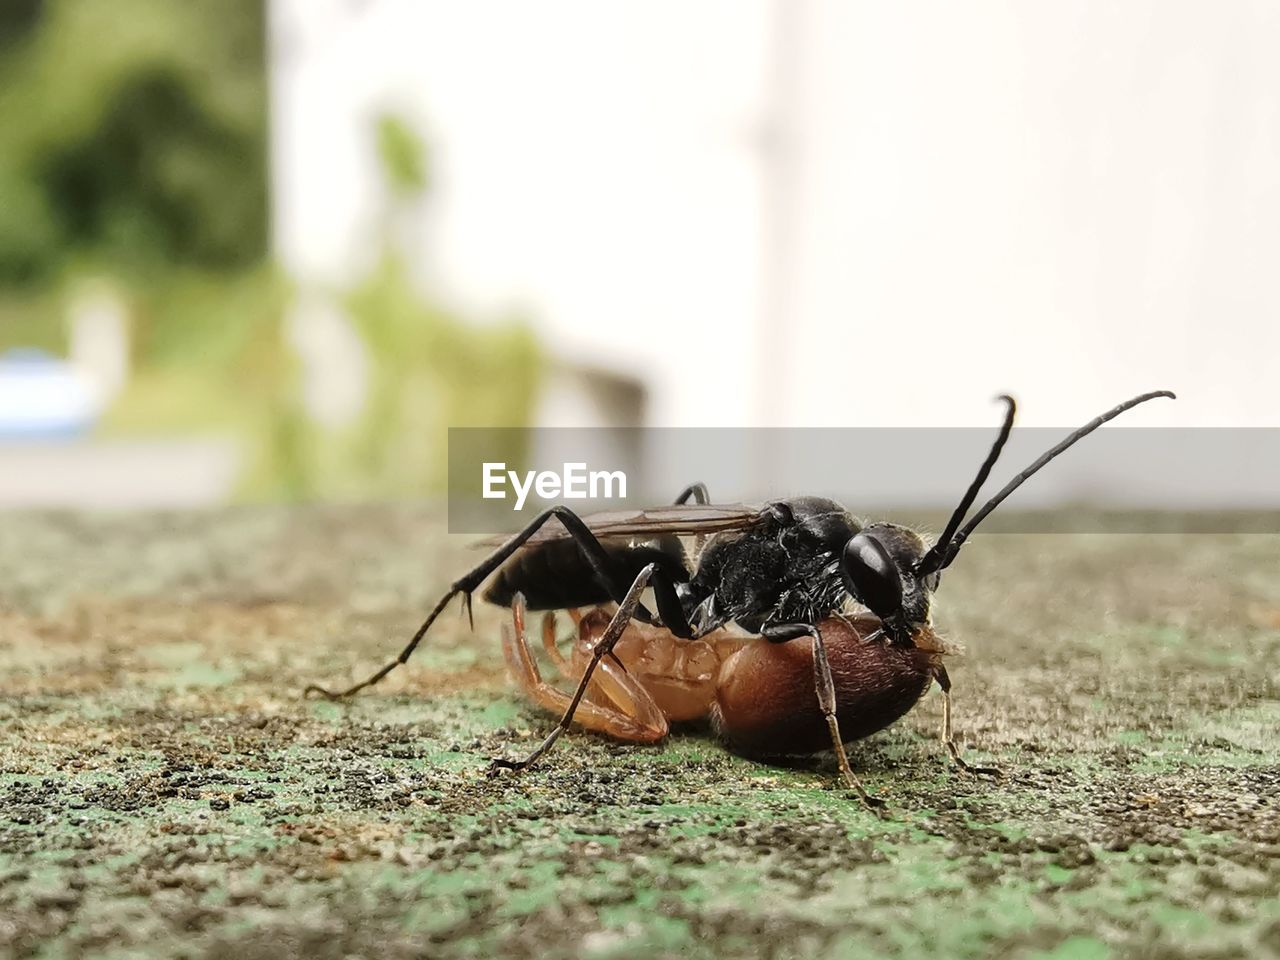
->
1, 0, 1277, 509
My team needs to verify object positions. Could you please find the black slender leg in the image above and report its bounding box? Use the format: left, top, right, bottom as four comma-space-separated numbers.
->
934, 664, 1002, 778
488, 564, 656, 775
650, 572, 694, 639
303, 506, 656, 700
762, 623, 883, 809
673, 483, 710, 506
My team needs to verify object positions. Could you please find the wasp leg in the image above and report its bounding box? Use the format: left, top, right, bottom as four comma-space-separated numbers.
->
303, 506, 657, 700
673, 482, 711, 554
503, 598, 668, 744
762, 623, 884, 810
934, 664, 1002, 778
651, 572, 696, 640
673, 482, 710, 505
489, 563, 657, 775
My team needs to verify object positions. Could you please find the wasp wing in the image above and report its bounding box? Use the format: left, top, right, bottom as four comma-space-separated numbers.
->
473, 503, 765, 549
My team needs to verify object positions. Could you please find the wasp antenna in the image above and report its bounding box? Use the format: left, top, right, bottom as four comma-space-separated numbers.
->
915, 395, 1017, 576
936, 389, 1176, 570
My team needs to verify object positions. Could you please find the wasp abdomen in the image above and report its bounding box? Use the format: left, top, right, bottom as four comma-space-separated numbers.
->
484, 536, 690, 611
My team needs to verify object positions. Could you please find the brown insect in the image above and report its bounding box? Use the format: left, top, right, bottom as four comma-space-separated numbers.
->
502, 597, 977, 784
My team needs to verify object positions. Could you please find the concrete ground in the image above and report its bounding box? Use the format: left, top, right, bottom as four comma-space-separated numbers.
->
1, 507, 1277, 959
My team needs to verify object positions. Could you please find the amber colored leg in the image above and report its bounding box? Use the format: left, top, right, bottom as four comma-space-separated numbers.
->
537, 608, 670, 739
492, 568, 666, 776
540, 611, 572, 675
934, 665, 1002, 778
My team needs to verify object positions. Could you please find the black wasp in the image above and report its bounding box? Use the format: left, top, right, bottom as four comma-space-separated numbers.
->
306, 390, 1174, 799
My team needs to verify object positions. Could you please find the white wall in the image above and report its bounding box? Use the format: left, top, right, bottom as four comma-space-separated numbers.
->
270, 0, 771, 428
271, 0, 1280, 438
770, 1, 1280, 430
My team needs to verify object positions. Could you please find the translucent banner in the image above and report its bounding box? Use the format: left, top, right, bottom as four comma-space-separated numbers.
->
448, 427, 1280, 534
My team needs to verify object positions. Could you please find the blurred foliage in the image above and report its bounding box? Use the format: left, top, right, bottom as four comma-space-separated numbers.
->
97, 210, 540, 501
0, 0, 267, 285
1, 0, 542, 501
376, 113, 430, 199
96, 266, 309, 498
0, 284, 65, 352
337, 255, 539, 497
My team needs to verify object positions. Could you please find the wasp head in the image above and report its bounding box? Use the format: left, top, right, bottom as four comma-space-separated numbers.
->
839, 522, 937, 644
840, 390, 1175, 645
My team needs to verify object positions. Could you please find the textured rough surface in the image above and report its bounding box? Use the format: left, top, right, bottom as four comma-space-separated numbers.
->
1, 507, 1278, 959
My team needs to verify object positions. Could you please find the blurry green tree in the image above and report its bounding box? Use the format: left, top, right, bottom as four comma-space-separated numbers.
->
0, 0, 267, 289
0, 0, 540, 501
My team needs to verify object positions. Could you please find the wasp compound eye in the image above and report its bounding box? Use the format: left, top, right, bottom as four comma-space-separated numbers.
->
841, 533, 904, 620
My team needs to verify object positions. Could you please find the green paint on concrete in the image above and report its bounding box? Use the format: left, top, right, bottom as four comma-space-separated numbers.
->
1, 510, 1277, 958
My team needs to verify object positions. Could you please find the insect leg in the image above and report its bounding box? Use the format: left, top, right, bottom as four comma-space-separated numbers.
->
650, 573, 695, 639
934, 664, 1002, 778
673, 482, 710, 505
762, 623, 883, 809
488, 563, 656, 775
673, 482, 711, 553
540, 611, 573, 676
303, 506, 656, 700
503, 596, 668, 743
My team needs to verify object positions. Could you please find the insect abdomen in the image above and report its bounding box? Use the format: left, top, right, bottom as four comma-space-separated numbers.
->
484, 536, 690, 611
711, 617, 937, 756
